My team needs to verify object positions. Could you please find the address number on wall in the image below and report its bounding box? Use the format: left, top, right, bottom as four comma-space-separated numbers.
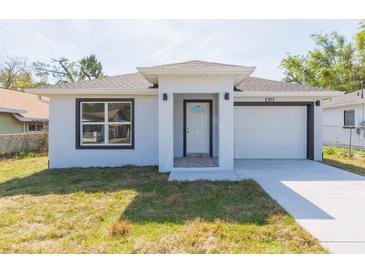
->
265, 97, 275, 102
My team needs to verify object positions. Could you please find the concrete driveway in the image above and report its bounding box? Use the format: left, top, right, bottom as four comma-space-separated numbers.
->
234, 160, 365, 254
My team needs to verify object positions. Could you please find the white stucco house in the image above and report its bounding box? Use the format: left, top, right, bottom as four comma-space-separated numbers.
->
27, 60, 340, 172
323, 89, 365, 150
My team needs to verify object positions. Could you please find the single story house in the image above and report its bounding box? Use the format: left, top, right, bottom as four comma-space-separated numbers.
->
323, 89, 365, 150
0, 87, 48, 134
27, 60, 340, 171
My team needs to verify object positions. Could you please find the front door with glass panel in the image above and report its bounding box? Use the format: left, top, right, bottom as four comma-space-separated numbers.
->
185, 102, 210, 156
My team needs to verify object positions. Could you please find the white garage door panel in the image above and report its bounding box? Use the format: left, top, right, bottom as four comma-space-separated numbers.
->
234, 106, 307, 159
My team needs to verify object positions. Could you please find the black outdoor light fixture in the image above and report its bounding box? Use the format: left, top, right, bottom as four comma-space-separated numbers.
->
224, 92, 230, 100
162, 93, 168, 101
315, 100, 320, 106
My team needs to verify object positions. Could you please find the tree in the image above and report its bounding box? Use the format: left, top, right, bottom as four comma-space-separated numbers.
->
280, 22, 365, 93
79, 54, 103, 80
33, 54, 104, 84
33, 57, 78, 84
355, 21, 365, 84
0, 56, 46, 90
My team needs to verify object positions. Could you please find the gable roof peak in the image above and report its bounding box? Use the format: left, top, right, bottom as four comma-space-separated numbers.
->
137, 60, 256, 85
138, 59, 253, 69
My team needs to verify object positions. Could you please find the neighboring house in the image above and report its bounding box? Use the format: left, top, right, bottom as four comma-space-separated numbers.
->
0, 88, 48, 134
323, 90, 365, 150
27, 60, 340, 170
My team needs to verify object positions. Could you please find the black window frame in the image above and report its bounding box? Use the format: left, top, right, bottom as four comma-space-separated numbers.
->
344, 109, 355, 128
75, 98, 135, 150
28, 123, 44, 132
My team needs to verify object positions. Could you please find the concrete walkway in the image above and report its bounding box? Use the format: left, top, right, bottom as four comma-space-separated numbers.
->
234, 160, 365, 254
169, 170, 239, 181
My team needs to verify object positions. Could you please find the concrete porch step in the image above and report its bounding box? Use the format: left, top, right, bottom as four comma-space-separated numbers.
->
168, 170, 239, 181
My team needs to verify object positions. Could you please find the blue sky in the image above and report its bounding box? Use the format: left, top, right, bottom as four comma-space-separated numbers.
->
0, 20, 361, 80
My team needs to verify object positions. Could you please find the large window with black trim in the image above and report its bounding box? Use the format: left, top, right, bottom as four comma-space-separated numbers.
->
344, 109, 355, 128
76, 99, 134, 149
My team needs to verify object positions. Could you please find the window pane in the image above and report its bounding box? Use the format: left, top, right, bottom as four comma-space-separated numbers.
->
36, 124, 44, 131
28, 125, 36, 131
344, 110, 355, 126
82, 103, 105, 122
82, 125, 104, 144
108, 125, 131, 144
108, 103, 131, 122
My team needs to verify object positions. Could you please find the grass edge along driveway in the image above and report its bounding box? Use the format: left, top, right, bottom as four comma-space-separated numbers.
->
323, 146, 365, 176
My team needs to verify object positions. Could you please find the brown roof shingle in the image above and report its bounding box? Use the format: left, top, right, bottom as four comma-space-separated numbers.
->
36, 73, 331, 93
235, 77, 333, 92
40, 73, 154, 90
0, 88, 48, 120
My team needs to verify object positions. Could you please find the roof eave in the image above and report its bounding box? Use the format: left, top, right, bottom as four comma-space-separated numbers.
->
0, 107, 26, 114
12, 113, 48, 122
137, 67, 256, 85
323, 100, 365, 109
25, 88, 159, 96
234, 90, 342, 98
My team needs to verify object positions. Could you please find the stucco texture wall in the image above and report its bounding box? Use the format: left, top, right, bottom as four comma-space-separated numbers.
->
48, 95, 159, 168
158, 76, 234, 171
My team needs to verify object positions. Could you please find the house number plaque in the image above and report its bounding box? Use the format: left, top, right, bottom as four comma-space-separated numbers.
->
265, 97, 275, 102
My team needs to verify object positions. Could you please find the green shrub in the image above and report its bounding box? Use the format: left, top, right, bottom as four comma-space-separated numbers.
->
324, 147, 335, 155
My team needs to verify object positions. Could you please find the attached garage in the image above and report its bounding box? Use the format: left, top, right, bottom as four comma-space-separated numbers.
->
234, 102, 314, 160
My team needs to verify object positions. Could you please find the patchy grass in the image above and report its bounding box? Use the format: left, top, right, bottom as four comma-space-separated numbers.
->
323, 146, 365, 176
0, 156, 326, 253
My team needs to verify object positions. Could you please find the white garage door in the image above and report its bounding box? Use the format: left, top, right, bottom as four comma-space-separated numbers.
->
234, 106, 307, 159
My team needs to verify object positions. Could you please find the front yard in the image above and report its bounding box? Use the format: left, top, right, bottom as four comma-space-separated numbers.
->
0, 156, 325, 253
323, 146, 365, 176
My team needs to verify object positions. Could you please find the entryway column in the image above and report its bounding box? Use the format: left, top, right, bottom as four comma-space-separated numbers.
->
218, 91, 234, 170
158, 91, 174, 172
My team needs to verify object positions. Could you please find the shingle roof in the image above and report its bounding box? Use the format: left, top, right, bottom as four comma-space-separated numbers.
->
323, 90, 362, 108
142, 60, 247, 69
36, 73, 331, 93
0, 88, 48, 120
39, 73, 154, 90
235, 77, 333, 92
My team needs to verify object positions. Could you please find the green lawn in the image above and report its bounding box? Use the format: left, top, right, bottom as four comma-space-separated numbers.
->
0, 156, 326, 253
323, 146, 365, 176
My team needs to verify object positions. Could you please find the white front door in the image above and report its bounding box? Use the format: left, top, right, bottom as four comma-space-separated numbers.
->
186, 102, 210, 155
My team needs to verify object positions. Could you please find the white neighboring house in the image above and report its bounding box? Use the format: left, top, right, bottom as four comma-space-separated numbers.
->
323, 90, 365, 150
27, 60, 340, 171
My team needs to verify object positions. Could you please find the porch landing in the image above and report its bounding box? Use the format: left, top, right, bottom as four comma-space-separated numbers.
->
168, 170, 239, 181
174, 156, 218, 167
